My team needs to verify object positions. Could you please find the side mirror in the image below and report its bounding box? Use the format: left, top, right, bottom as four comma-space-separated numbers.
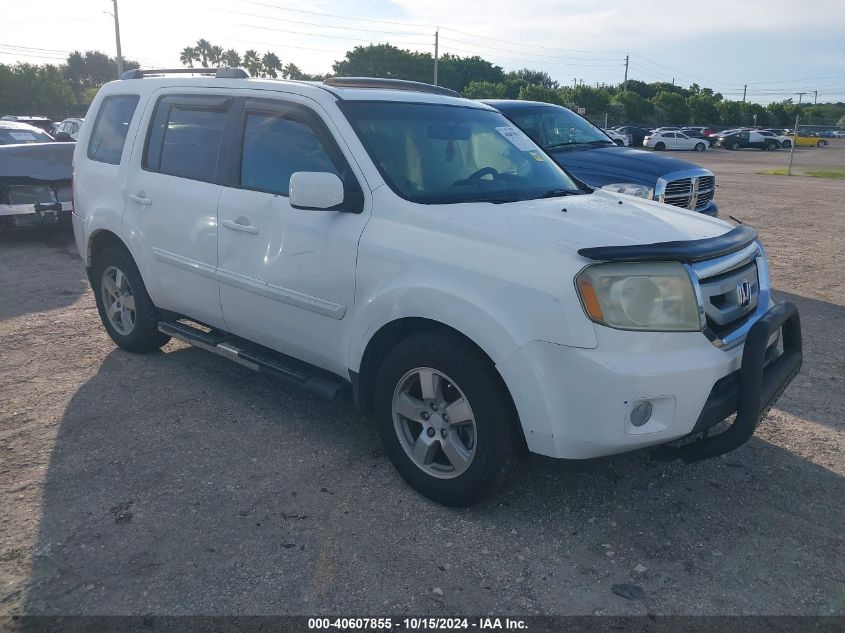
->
289, 172, 344, 210
53, 131, 73, 142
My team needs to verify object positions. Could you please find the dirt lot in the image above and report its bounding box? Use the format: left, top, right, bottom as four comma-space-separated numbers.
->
1, 144, 843, 617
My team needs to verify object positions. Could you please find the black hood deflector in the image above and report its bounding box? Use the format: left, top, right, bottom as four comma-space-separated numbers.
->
577, 225, 758, 263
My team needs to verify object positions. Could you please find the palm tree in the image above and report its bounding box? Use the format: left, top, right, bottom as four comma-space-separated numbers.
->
179, 46, 197, 68
283, 62, 303, 80
194, 38, 212, 66
222, 49, 241, 68
261, 51, 281, 78
243, 50, 262, 77
209, 45, 224, 67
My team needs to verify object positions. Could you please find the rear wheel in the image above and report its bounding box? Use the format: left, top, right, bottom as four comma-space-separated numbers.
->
654, 142, 665, 151
729, 142, 740, 150
782, 140, 792, 148
92, 245, 170, 352
374, 331, 524, 506
767, 142, 779, 150
817, 139, 827, 148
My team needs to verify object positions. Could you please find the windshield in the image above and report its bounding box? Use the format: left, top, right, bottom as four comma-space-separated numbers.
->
0, 127, 53, 145
501, 105, 611, 150
340, 102, 580, 204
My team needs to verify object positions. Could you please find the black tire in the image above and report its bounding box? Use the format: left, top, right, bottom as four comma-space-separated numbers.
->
817, 139, 827, 148
767, 142, 779, 150
92, 244, 170, 352
730, 142, 740, 150
373, 331, 525, 506
654, 142, 665, 151
694, 142, 705, 152
782, 140, 792, 148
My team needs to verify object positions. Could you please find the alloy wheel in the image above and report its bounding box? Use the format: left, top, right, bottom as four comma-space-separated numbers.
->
392, 367, 477, 479
101, 265, 136, 335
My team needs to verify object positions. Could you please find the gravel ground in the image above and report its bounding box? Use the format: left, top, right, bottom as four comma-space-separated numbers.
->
0, 145, 843, 617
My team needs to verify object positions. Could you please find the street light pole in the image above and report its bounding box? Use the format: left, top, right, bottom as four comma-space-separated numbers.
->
112, 0, 124, 78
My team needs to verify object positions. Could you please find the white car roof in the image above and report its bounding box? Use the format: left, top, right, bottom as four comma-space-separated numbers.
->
94, 74, 489, 111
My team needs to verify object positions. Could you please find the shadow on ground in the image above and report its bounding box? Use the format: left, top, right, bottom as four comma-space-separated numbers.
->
20, 327, 845, 615
0, 226, 86, 321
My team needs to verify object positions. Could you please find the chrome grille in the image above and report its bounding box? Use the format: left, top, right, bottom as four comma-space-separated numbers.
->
690, 242, 770, 349
656, 169, 717, 211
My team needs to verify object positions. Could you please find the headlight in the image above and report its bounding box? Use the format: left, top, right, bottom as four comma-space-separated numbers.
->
575, 262, 701, 331
601, 183, 653, 199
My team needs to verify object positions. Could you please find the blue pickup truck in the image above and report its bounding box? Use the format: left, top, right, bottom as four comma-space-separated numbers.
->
484, 100, 718, 216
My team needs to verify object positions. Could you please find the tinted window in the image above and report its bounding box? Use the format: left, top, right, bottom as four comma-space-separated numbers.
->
146, 105, 227, 182
87, 95, 139, 164
240, 113, 338, 196
504, 105, 609, 148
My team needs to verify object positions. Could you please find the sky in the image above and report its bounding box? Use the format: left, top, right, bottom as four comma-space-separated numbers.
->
2, 0, 845, 104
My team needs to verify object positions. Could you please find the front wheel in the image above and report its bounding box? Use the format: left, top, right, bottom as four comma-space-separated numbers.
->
694, 142, 705, 151
730, 142, 740, 150
92, 245, 171, 352
817, 139, 827, 148
782, 140, 792, 148
374, 331, 524, 506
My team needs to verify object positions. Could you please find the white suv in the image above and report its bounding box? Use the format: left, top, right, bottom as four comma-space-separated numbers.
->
72, 69, 802, 506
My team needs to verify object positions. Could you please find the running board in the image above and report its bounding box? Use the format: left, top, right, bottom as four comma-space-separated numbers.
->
158, 321, 351, 403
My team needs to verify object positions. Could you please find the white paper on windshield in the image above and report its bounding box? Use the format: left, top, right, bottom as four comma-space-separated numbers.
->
495, 126, 536, 152
9, 132, 37, 141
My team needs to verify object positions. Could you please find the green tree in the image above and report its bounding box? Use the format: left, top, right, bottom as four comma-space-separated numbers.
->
518, 83, 564, 105
509, 68, 558, 89
282, 62, 304, 79
194, 39, 212, 66
63, 50, 138, 102
243, 50, 262, 77
838, 113, 845, 128
333, 44, 431, 83
0, 63, 75, 118
718, 100, 743, 126
624, 79, 656, 100
651, 91, 689, 124
261, 51, 281, 78
179, 46, 198, 68
209, 45, 224, 67
438, 54, 505, 92
222, 49, 241, 68
462, 80, 507, 99
611, 91, 653, 123
686, 92, 720, 125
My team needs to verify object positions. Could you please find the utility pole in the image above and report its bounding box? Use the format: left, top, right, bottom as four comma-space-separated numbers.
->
433, 28, 439, 85
787, 92, 806, 176
111, 0, 123, 78
573, 77, 577, 89
742, 84, 747, 103
623, 54, 629, 92
814, 90, 818, 104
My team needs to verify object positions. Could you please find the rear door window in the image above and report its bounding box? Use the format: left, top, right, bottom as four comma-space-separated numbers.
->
144, 95, 231, 183
87, 95, 139, 164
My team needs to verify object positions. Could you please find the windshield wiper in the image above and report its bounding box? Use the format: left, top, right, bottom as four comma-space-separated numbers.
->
537, 188, 583, 199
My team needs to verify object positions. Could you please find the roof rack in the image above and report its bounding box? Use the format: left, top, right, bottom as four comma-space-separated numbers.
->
120, 67, 249, 80
322, 77, 460, 98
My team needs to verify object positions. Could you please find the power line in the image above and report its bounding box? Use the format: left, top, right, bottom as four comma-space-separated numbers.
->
211, 7, 430, 36
236, 0, 438, 28
234, 22, 430, 46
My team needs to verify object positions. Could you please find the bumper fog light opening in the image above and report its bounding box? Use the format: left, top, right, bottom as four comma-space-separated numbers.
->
630, 400, 653, 427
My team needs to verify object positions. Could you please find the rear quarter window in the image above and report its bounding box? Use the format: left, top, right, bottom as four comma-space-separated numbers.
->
87, 94, 140, 164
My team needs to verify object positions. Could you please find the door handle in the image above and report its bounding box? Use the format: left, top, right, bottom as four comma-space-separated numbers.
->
222, 218, 259, 234
128, 193, 152, 206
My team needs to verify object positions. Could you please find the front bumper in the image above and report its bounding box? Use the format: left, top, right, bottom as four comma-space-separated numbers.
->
497, 302, 801, 461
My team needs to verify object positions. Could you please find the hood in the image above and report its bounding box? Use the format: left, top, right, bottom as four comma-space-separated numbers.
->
547, 144, 703, 183
486, 190, 731, 254
398, 189, 734, 260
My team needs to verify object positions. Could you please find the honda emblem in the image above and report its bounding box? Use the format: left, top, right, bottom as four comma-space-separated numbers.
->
736, 280, 752, 308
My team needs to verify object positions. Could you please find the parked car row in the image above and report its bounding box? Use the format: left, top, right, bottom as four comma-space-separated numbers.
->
0, 115, 84, 142
607, 123, 837, 151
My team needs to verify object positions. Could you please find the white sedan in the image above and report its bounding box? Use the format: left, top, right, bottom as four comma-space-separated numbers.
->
603, 128, 630, 146
643, 131, 707, 151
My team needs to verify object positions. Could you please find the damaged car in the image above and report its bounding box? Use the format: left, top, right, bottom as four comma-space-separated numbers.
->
0, 141, 74, 231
